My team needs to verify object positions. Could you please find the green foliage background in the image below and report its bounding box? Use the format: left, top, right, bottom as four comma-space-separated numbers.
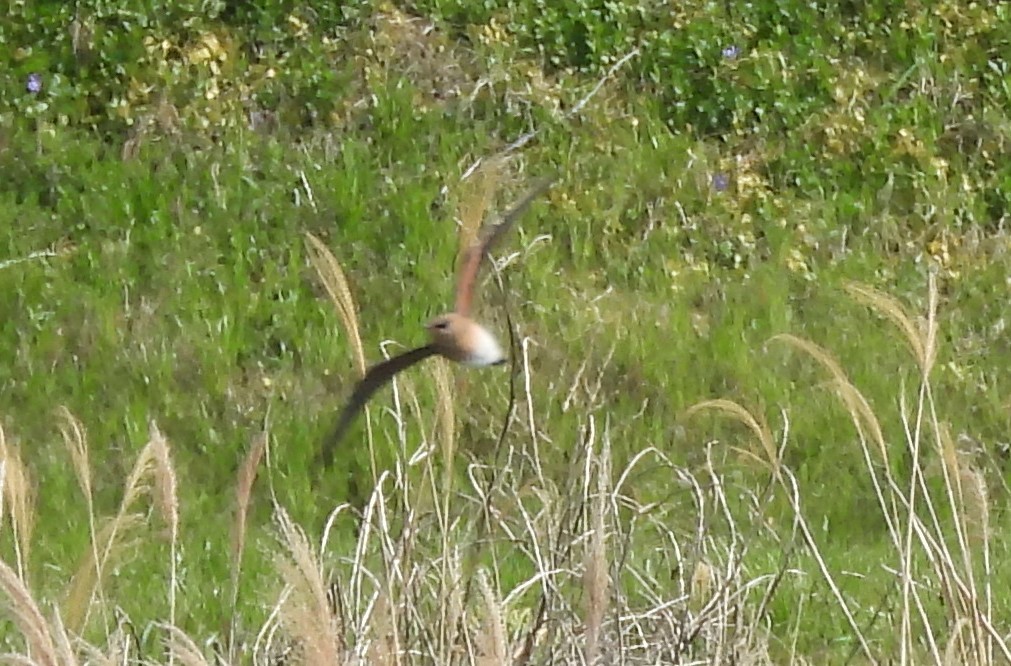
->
0, 0, 1009, 658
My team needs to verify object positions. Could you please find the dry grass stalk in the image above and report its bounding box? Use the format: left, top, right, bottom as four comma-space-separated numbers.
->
50, 609, 80, 666
474, 568, 508, 666
777, 463, 875, 662
770, 334, 890, 465
431, 356, 456, 496
0, 425, 36, 581
583, 436, 610, 665
65, 434, 161, 637
273, 504, 343, 665
442, 547, 465, 662
62, 513, 144, 636
685, 403, 875, 662
363, 589, 396, 666
161, 624, 212, 666
920, 421, 1001, 663
56, 408, 108, 633
944, 618, 975, 666
228, 430, 268, 658
0, 557, 58, 666
771, 335, 902, 547
305, 230, 381, 489
147, 421, 180, 665
858, 276, 1000, 661
471, 569, 505, 666
428, 353, 462, 662
843, 279, 938, 375
771, 277, 1011, 663
456, 157, 503, 272
689, 560, 715, 613
365, 480, 409, 664
77, 618, 133, 666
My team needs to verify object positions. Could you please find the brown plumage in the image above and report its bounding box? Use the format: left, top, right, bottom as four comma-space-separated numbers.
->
320, 175, 556, 461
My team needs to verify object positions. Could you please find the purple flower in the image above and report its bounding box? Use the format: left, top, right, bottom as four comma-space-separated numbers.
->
721, 45, 740, 60
712, 173, 730, 192
26, 73, 42, 94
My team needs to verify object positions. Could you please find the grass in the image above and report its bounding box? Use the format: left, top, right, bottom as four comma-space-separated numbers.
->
1, 1, 1010, 663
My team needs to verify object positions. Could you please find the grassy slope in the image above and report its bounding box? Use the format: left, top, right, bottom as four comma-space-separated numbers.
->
0, 0, 1009, 662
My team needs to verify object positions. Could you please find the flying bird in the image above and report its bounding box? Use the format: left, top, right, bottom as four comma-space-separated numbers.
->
319, 174, 556, 462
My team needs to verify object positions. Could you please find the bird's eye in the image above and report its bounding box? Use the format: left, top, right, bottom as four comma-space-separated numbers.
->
435, 321, 449, 330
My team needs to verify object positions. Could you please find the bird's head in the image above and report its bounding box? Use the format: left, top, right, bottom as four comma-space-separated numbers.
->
425, 312, 464, 345
425, 313, 505, 366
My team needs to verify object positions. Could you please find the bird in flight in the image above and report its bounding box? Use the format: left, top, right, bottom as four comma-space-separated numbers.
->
320, 174, 556, 461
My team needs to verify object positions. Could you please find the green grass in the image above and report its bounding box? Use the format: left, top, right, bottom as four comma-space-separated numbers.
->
0, 1, 1009, 663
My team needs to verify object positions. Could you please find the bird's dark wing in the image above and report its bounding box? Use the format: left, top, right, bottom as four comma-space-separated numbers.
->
319, 344, 439, 465
454, 174, 556, 316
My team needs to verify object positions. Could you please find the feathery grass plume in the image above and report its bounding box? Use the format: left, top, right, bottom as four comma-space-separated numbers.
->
933, 424, 975, 568
930, 423, 994, 662
0, 424, 36, 582
62, 513, 145, 636
69, 433, 159, 636
683, 399, 778, 475
427, 352, 462, 662
858, 281, 960, 663
304, 231, 366, 378
689, 560, 716, 614
56, 408, 107, 631
933, 426, 992, 565
440, 546, 465, 661
583, 435, 610, 666
147, 421, 179, 666
0, 557, 58, 665
50, 608, 80, 666
834, 278, 1011, 662
956, 454, 992, 553
958, 459, 996, 665
305, 229, 379, 489
228, 430, 267, 658
844, 276, 938, 376
56, 407, 95, 520
773, 333, 890, 464
456, 157, 503, 271
147, 422, 179, 544
474, 568, 507, 666
161, 623, 212, 666
363, 589, 395, 666
273, 504, 343, 665
79, 624, 131, 666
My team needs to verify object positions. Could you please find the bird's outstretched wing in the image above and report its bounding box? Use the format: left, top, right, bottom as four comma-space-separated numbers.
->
454, 175, 556, 316
320, 344, 439, 465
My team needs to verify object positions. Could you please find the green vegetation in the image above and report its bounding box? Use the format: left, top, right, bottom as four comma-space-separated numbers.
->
0, 0, 1009, 663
